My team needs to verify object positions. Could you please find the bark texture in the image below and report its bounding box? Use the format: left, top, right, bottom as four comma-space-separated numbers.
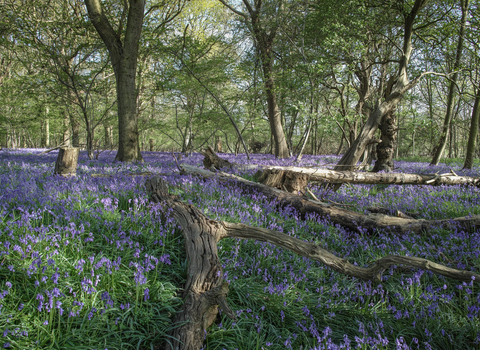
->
334, 0, 427, 173
200, 145, 234, 170
219, 0, 289, 158
256, 169, 310, 193
84, 0, 144, 162
431, 0, 470, 165
181, 164, 480, 235
54, 147, 79, 177
463, 88, 480, 169
145, 177, 236, 350
144, 175, 480, 350
251, 165, 480, 187
372, 110, 397, 172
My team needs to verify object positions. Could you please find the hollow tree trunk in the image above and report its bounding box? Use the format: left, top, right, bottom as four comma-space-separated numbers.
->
463, 88, 480, 169
430, 0, 469, 165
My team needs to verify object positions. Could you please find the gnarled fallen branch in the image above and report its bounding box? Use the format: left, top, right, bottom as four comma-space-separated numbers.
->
145, 176, 479, 350
145, 177, 236, 350
180, 164, 480, 235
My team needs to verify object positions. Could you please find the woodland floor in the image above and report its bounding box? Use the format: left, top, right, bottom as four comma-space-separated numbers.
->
0, 149, 479, 350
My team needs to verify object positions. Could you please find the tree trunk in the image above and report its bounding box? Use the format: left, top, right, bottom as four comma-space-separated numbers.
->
430, 0, 469, 165
333, 0, 427, 173
463, 88, 480, 169
63, 111, 71, 147
84, 0, 145, 162
149, 138, 154, 152
145, 178, 235, 350
54, 147, 80, 177
264, 70, 289, 158
372, 109, 397, 172
86, 127, 94, 160
240, 0, 289, 158
115, 60, 143, 162
104, 125, 113, 148
70, 114, 81, 148
45, 115, 50, 148
295, 120, 312, 163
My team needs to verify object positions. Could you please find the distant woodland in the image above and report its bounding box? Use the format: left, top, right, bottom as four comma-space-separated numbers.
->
1, 0, 479, 168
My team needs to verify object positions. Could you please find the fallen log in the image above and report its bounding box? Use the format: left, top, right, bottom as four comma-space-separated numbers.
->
146, 177, 236, 350
199, 148, 480, 187
180, 164, 480, 235
145, 176, 480, 350
366, 206, 420, 219
253, 165, 480, 187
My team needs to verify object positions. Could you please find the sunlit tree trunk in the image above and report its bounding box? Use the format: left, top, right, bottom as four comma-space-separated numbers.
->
84, 0, 145, 162
334, 0, 427, 173
430, 0, 469, 165
463, 89, 480, 169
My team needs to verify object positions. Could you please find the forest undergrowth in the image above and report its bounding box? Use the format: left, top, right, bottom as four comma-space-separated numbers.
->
0, 149, 479, 350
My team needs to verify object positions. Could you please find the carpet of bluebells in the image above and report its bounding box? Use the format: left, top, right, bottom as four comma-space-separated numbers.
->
0, 149, 479, 350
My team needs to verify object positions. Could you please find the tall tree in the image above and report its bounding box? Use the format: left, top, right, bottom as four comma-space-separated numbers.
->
333, 0, 429, 172
218, 0, 291, 158
83, 0, 146, 162
431, 0, 470, 165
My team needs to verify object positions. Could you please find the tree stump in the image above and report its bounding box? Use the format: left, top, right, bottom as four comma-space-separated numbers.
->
201, 145, 233, 170
149, 139, 154, 152
54, 147, 79, 177
256, 169, 310, 194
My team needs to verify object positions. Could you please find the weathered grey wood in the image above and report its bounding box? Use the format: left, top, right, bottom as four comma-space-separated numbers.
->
251, 165, 480, 187
221, 222, 480, 284
145, 177, 235, 350
181, 164, 480, 235
145, 175, 480, 350
256, 168, 310, 193
54, 147, 79, 177
200, 145, 234, 170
